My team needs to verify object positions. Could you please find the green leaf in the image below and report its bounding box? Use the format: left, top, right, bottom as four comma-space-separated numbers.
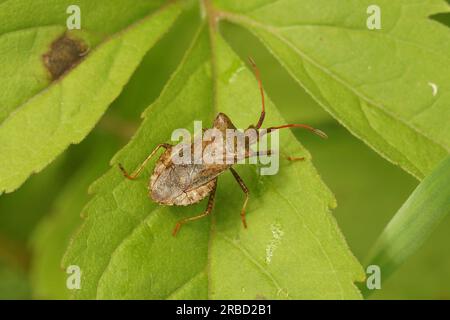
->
364, 155, 450, 294
213, 0, 450, 179
0, 1, 182, 193
63, 22, 364, 299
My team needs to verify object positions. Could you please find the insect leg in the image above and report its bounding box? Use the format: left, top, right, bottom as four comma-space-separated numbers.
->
248, 150, 274, 157
229, 167, 249, 229
249, 150, 303, 161
250, 148, 306, 162
172, 179, 218, 236
248, 57, 265, 129
118, 143, 171, 180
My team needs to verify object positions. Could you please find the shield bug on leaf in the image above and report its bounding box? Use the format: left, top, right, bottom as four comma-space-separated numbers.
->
118, 58, 327, 236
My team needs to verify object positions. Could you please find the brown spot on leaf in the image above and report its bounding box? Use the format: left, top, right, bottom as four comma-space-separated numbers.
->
43, 34, 88, 80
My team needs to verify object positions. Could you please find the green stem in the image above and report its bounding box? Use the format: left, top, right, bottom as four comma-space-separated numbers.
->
363, 155, 450, 297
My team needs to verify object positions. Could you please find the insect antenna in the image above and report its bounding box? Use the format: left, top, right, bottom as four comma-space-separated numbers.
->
248, 57, 265, 129
247, 58, 327, 140
265, 124, 328, 139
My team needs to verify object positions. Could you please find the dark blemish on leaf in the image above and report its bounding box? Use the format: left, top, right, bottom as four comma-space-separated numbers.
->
42, 34, 88, 80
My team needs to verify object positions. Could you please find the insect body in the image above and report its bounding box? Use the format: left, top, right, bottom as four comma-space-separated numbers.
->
119, 59, 326, 236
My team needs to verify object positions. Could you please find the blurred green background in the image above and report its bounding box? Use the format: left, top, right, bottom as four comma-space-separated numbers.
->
1, 6, 449, 300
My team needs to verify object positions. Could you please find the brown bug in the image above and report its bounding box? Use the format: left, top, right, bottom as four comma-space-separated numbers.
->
118, 58, 327, 236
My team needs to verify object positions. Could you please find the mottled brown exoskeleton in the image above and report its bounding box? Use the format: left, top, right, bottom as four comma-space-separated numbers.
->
119, 58, 327, 236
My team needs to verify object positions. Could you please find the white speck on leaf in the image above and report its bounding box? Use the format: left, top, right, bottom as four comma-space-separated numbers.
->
229, 66, 245, 83
428, 82, 438, 96
277, 288, 289, 298
265, 223, 284, 264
